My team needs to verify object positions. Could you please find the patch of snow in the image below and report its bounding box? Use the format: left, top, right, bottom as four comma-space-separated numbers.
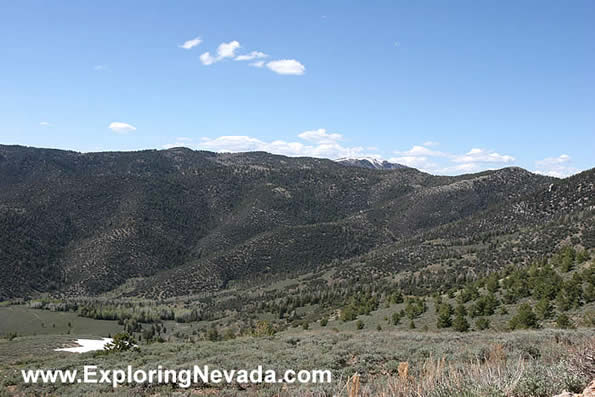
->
336, 157, 407, 170
55, 338, 113, 353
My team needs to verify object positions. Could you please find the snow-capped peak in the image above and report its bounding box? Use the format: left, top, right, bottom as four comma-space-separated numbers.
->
335, 157, 408, 170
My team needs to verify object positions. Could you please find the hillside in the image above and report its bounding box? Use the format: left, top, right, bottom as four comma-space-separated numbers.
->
0, 144, 592, 300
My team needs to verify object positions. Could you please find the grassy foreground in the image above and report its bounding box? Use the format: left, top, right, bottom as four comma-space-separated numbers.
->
1, 329, 593, 396
0, 305, 122, 337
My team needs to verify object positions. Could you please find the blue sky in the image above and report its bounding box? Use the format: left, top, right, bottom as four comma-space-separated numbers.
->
1, 1, 593, 176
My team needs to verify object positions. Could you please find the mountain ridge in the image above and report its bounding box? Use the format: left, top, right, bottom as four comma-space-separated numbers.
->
0, 144, 591, 300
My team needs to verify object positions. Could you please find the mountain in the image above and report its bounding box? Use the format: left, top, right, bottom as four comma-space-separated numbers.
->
336, 158, 408, 170
0, 144, 592, 300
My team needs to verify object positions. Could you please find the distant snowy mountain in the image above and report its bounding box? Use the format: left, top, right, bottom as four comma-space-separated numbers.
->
336, 158, 408, 170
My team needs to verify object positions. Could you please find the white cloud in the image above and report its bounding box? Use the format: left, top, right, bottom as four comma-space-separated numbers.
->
108, 122, 136, 134
195, 136, 268, 152
235, 51, 268, 61
217, 40, 240, 58
197, 42, 305, 76
454, 163, 481, 172
536, 154, 571, 166
178, 37, 202, 50
39, 121, 50, 126
94, 65, 108, 71
423, 141, 439, 147
394, 145, 447, 158
162, 137, 194, 149
249, 60, 265, 68
534, 154, 579, 178
534, 170, 569, 178
200, 40, 241, 65
200, 52, 216, 65
163, 129, 377, 160
395, 145, 514, 164
452, 148, 514, 164
297, 128, 342, 144
393, 144, 516, 175
433, 163, 490, 174
389, 156, 437, 172
162, 135, 528, 176
266, 59, 305, 75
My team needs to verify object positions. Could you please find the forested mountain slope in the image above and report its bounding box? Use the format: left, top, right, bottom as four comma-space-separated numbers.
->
0, 144, 591, 299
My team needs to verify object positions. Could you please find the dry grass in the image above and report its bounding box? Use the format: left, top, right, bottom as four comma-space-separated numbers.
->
567, 336, 595, 381
2, 331, 593, 397
343, 354, 524, 397
331, 339, 594, 397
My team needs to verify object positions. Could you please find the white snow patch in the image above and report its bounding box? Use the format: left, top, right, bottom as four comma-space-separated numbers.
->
55, 338, 113, 353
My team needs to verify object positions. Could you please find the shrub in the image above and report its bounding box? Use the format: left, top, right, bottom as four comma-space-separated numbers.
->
340, 306, 358, 322
206, 327, 220, 341
223, 329, 236, 340
475, 317, 490, 330
556, 313, 574, 329
252, 320, 276, 337
404, 298, 426, 319
103, 333, 138, 354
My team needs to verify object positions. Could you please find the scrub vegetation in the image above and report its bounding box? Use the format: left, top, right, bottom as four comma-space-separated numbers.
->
1, 146, 594, 396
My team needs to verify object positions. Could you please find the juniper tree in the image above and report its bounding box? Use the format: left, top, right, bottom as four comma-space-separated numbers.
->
437, 303, 453, 328
556, 313, 573, 329
509, 303, 538, 330
535, 297, 553, 320
452, 304, 469, 332
475, 317, 490, 330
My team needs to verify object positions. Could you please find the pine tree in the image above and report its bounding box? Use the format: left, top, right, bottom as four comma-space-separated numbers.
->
535, 297, 553, 320
584, 284, 595, 303
437, 303, 453, 328
509, 303, 538, 330
452, 307, 470, 332
559, 246, 576, 272
486, 274, 500, 294
556, 290, 571, 312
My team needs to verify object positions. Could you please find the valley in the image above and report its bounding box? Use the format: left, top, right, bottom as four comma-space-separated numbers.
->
0, 145, 593, 396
